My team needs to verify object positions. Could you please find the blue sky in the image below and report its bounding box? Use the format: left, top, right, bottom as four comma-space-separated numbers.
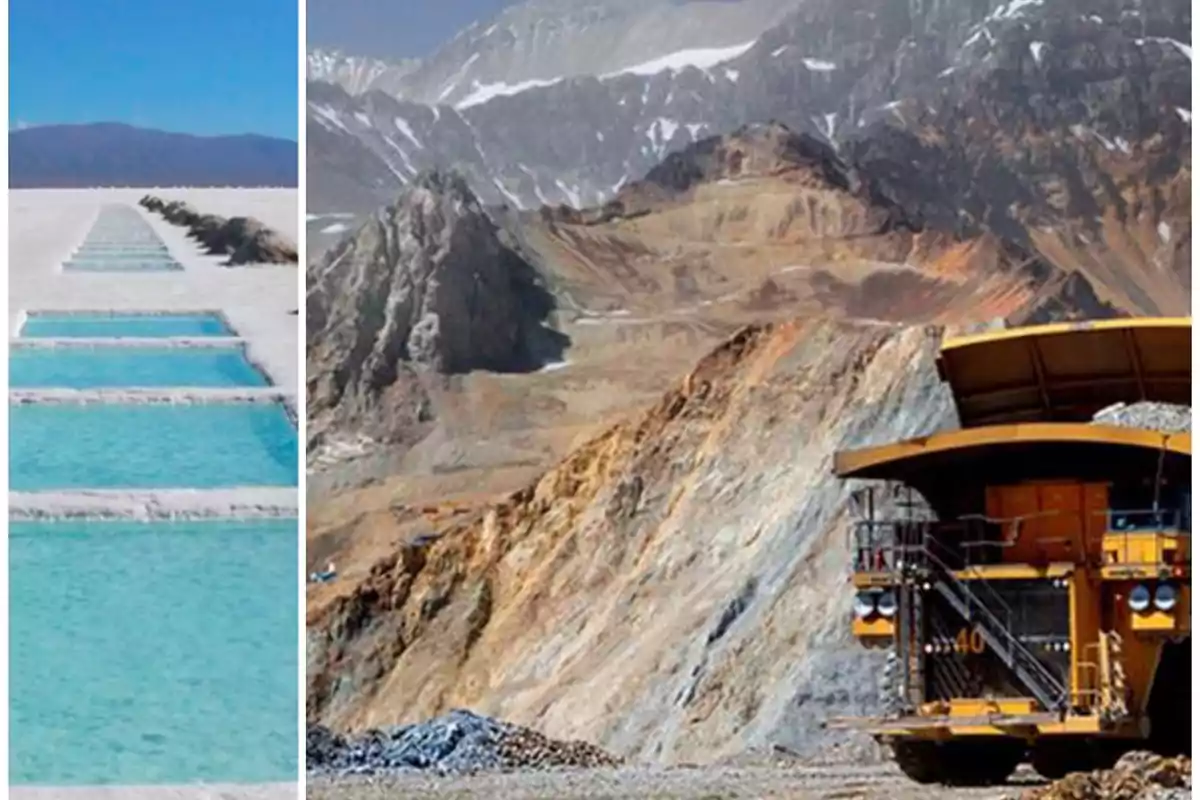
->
308, 0, 517, 59
10, 0, 298, 140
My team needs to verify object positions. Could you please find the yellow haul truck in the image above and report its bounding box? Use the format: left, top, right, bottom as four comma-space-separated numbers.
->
832, 318, 1191, 785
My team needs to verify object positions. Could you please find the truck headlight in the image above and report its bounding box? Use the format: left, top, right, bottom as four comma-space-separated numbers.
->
876, 591, 898, 618
1128, 584, 1152, 612
1154, 583, 1178, 611
853, 592, 876, 619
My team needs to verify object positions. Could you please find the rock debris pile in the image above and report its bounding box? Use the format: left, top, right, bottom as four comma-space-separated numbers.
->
306, 709, 622, 776
1092, 402, 1191, 434
139, 194, 297, 265
1021, 752, 1191, 800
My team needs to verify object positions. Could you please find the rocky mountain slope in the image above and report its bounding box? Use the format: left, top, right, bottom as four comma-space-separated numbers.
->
307, 106, 1175, 478
308, 320, 958, 762
308, 0, 802, 107
307, 49, 421, 97
307, 171, 567, 459
303, 120, 1176, 764
307, 0, 1190, 231
307, 119, 1094, 484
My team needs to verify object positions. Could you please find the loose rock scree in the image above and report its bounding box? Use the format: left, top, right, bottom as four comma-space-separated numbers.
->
1021, 752, 1192, 800
307, 709, 622, 776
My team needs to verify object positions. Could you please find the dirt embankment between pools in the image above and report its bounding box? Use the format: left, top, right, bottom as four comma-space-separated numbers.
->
140, 194, 297, 265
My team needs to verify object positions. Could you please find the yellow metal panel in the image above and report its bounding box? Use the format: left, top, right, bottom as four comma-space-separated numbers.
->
953, 563, 1073, 580
940, 317, 1193, 353
1131, 609, 1178, 633
937, 318, 1191, 428
853, 617, 896, 638
1102, 532, 1186, 567
833, 423, 1189, 479
1114, 597, 1164, 713
946, 699, 1037, 717
1069, 573, 1101, 708
875, 717, 1113, 738
851, 573, 893, 588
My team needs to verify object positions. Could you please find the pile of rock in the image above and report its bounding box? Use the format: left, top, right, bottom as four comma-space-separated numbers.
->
307, 709, 621, 777
139, 194, 297, 265
1092, 402, 1191, 434
1022, 752, 1191, 800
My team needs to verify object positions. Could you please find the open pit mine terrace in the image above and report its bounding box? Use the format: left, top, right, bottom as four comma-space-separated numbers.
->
9, 197, 299, 799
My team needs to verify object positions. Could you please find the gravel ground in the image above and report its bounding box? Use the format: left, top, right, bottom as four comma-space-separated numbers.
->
304, 711, 1039, 798
308, 711, 620, 777
307, 763, 1041, 799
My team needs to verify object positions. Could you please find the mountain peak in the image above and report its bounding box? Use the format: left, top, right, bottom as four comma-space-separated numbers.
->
307, 168, 568, 457
641, 121, 851, 194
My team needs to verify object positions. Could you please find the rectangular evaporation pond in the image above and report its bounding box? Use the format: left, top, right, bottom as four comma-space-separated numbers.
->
10, 346, 270, 389
63, 259, 182, 272
81, 241, 164, 247
74, 248, 170, 257
10, 403, 298, 490
10, 518, 299, 785
72, 254, 176, 264
20, 312, 234, 339
76, 248, 168, 255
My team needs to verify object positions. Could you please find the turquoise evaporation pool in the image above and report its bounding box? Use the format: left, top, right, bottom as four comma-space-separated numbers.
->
10, 345, 270, 389
79, 239, 164, 246
10, 518, 299, 785
20, 312, 235, 339
10, 402, 298, 490
73, 248, 171, 259
63, 258, 182, 272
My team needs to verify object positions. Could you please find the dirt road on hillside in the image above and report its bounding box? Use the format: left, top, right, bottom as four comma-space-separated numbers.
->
308, 763, 1041, 799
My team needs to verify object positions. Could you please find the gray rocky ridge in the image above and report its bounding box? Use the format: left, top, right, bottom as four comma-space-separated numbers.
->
307, 0, 1191, 245
306, 171, 567, 454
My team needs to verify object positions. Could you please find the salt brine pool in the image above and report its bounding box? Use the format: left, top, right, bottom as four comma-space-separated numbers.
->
10, 402, 298, 490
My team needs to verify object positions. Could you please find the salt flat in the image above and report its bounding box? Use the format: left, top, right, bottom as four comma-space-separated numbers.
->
10, 189, 299, 394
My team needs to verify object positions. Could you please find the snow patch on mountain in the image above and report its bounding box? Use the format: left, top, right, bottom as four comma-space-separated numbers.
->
802, 58, 837, 71
310, 104, 351, 134
437, 53, 482, 101
603, 40, 757, 78
457, 76, 566, 109
394, 117, 423, 148
990, 0, 1044, 20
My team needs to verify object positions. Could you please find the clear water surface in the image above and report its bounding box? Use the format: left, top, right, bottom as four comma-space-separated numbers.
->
21, 313, 234, 339
10, 403, 298, 490
63, 260, 182, 272
10, 346, 269, 389
73, 250, 171, 260
10, 518, 299, 785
